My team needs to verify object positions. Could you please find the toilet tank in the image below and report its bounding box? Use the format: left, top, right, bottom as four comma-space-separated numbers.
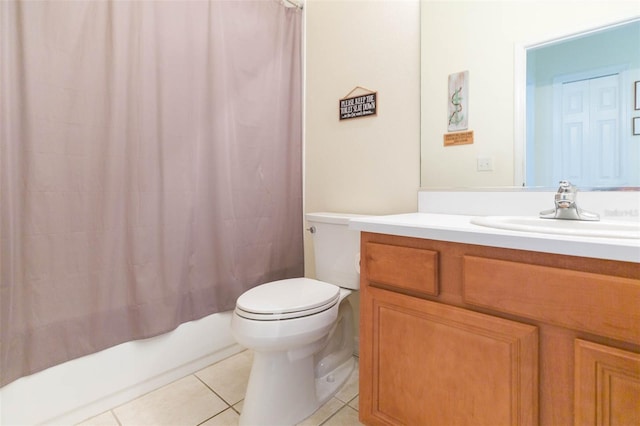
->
306, 212, 364, 290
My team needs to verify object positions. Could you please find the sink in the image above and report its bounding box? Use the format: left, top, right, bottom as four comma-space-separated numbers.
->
470, 216, 640, 239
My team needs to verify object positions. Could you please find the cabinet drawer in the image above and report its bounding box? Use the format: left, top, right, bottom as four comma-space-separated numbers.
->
463, 255, 640, 343
365, 242, 438, 296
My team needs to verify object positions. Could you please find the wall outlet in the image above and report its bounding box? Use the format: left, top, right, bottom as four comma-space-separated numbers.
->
477, 156, 493, 171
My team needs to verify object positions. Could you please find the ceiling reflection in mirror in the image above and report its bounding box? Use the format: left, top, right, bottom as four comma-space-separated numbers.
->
523, 19, 640, 188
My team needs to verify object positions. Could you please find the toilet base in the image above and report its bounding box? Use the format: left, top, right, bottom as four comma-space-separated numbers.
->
315, 355, 355, 407
239, 351, 355, 426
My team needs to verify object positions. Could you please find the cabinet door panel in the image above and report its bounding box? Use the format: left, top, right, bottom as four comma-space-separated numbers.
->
575, 339, 640, 426
361, 287, 538, 426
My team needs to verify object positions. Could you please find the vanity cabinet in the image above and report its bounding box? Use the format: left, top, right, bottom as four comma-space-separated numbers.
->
359, 232, 640, 426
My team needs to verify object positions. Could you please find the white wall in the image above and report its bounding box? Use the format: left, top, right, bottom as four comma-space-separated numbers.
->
304, 0, 421, 217
304, 0, 421, 273
420, 0, 640, 188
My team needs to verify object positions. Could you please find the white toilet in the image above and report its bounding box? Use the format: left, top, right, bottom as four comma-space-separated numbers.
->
231, 212, 362, 426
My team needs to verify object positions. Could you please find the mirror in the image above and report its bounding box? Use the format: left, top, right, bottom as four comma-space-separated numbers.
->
519, 19, 640, 188
420, 1, 640, 189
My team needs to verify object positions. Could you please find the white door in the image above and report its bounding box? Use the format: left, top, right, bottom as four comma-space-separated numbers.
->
554, 73, 625, 187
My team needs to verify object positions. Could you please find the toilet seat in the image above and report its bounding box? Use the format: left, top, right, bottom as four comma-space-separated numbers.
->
235, 278, 340, 321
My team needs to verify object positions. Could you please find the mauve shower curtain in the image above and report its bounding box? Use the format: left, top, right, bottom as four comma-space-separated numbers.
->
0, 0, 303, 386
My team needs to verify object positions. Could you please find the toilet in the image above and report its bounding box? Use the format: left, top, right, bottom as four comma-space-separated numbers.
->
231, 212, 362, 426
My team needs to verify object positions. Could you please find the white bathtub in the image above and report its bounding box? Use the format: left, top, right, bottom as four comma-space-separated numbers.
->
0, 311, 242, 426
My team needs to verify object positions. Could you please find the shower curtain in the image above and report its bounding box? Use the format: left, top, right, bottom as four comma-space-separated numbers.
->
0, 0, 303, 386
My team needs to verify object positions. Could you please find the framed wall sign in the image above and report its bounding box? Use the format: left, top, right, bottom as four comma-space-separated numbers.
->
339, 86, 377, 120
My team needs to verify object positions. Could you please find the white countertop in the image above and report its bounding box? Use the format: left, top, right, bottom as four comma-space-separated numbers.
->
349, 213, 640, 263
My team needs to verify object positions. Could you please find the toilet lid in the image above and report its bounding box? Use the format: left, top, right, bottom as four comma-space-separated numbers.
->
235, 278, 340, 320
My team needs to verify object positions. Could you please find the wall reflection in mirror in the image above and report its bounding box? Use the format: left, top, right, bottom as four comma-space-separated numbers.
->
524, 19, 640, 188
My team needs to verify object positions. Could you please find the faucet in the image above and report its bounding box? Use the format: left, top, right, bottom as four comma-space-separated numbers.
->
539, 180, 600, 221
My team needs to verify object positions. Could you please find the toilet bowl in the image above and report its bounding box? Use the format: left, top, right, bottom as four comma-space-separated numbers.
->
230, 212, 362, 426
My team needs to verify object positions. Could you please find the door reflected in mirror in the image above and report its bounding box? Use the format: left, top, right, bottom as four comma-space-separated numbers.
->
522, 19, 640, 188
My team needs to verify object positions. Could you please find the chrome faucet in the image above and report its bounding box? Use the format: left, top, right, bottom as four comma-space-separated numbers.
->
539, 180, 600, 221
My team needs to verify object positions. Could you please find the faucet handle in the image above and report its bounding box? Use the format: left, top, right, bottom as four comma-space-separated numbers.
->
558, 180, 576, 193
555, 180, 577, 208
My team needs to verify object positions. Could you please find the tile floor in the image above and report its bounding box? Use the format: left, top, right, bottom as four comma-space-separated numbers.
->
77, 350, 362, 426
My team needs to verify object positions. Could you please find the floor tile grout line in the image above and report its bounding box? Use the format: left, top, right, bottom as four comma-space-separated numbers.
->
192, 373, 238, 409
317, 402, 349, 426
230, 403, 242, 416
195, 414, 216, 426
347, 394, 359, 407
110, 409, 123, 426
194, 407, 235, 426
191, 372, 243, 424
99, 374, 199, 419
100, 374, 232, 426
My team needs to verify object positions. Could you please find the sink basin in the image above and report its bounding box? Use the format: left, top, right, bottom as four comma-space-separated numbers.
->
470, 216, 640, 239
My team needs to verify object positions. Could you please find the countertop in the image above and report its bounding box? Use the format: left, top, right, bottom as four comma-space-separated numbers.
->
349, 213, 640, 263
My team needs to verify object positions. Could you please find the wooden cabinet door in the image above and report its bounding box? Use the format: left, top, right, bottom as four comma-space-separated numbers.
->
575, 339, 640, 426
360, 286, 538, 426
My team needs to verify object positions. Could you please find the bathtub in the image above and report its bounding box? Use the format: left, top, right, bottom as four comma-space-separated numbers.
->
0, 311, 242, 425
